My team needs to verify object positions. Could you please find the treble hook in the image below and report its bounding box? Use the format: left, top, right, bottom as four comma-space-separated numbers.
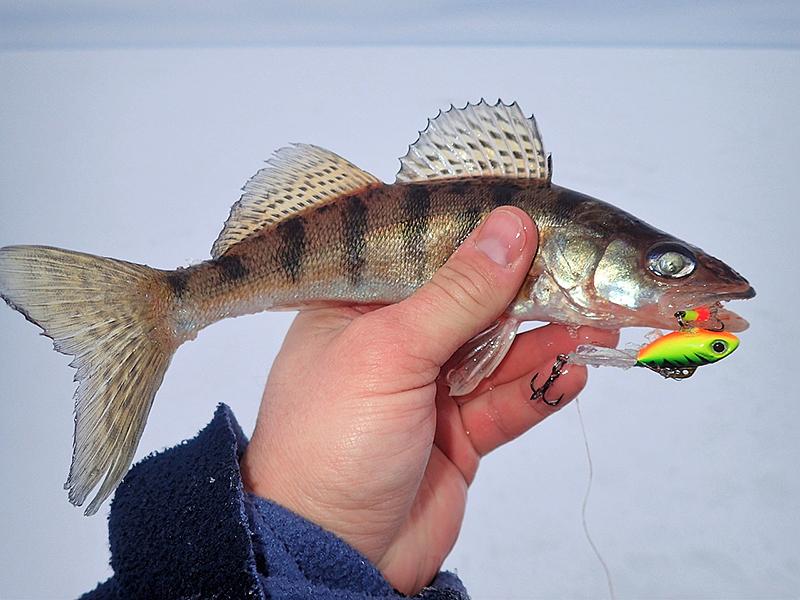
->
530, 354, 569, 406
705, 316, 725, 332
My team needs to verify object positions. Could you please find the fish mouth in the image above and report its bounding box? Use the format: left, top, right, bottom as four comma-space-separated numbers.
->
674, 285, 756, 333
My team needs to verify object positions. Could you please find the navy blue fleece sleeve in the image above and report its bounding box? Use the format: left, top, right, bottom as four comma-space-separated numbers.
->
80, 404, 469, 600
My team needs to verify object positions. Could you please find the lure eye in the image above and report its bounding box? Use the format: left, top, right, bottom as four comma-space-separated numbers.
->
646, 243, 696, 279
711, 340, 727, 354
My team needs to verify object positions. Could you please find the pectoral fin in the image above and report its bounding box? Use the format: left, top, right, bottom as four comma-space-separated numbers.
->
445, 316, 520, 396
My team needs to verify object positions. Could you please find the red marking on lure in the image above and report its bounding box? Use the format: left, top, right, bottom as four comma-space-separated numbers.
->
693, 306, 712, 322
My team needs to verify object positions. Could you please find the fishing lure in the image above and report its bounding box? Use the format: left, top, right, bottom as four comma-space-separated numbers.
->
674, 305, 725, 331
634, 327, 739, 378
531, 323, 740, 405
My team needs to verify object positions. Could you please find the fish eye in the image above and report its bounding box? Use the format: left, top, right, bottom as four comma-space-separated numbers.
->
646, 243, 696, 279
711, 340, 727, 354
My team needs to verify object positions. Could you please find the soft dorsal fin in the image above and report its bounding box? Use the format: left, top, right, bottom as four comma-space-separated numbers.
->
212, 144, 380, 258
396, 100, 550, 183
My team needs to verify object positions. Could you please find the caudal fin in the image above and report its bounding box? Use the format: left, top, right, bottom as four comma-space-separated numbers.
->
0, 246, 177, 515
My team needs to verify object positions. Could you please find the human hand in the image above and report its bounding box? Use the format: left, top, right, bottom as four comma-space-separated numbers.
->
240, 207, 619, 595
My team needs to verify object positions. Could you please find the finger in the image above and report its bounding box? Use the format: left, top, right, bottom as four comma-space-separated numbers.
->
466, 324, 619, 398
382, 207, 538, 368
459, 360, 589, 457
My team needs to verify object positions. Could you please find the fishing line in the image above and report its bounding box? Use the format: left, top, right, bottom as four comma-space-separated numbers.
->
575, 398, 616, 600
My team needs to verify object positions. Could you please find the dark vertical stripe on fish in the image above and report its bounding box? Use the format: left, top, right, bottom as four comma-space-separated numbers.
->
166, 269, 190, 297
491, 182, 520, 208
277, 217, 306, 282
216, 255, 248, 282
403, 185, 431, 282
457, 200, 484, 242
342, 195, 368, 286
446, 180, 470, 197
445, 181, 483, 242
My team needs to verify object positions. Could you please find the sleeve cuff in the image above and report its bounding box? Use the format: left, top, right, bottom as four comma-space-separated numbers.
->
81, 404, 469, 600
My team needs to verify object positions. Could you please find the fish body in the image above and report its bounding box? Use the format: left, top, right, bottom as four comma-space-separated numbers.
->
0, 100, 754, 514
167, 177, 752, 341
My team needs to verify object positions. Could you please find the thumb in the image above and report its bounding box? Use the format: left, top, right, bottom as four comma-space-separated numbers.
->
390, 206, 538, 367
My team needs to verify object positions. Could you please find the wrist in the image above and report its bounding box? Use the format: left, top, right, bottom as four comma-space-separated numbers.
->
240, 441, 373, 558
240, 442, 306, 520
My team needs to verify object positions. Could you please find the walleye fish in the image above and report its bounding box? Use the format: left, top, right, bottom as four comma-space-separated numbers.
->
0, 100, 754, 514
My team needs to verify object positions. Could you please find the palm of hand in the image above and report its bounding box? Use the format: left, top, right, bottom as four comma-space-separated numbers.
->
241, 305, 617, 594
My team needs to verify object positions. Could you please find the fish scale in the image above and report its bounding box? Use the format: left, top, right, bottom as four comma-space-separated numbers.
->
0, 100, 754, 515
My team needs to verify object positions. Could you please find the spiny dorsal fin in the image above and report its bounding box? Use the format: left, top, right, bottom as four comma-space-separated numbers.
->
396, 99, 550, 183
212, 144, 380, 258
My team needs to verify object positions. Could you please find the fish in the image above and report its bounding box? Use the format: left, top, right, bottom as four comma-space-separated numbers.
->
0, 100, 755, 515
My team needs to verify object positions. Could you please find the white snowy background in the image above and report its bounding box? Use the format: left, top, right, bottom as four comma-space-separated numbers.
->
0, 3, 798, 599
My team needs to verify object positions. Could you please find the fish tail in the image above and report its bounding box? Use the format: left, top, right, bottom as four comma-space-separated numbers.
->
0, 245, 179, 515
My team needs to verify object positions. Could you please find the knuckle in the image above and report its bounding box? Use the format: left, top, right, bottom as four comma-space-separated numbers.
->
432, 261, 497, 317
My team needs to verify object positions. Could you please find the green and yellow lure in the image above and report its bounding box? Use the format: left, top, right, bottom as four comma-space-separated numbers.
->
635, 328, 740, 379
533, 313, 742, 404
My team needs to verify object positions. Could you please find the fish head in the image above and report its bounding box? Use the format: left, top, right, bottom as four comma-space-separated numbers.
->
588, 209, 755, 332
